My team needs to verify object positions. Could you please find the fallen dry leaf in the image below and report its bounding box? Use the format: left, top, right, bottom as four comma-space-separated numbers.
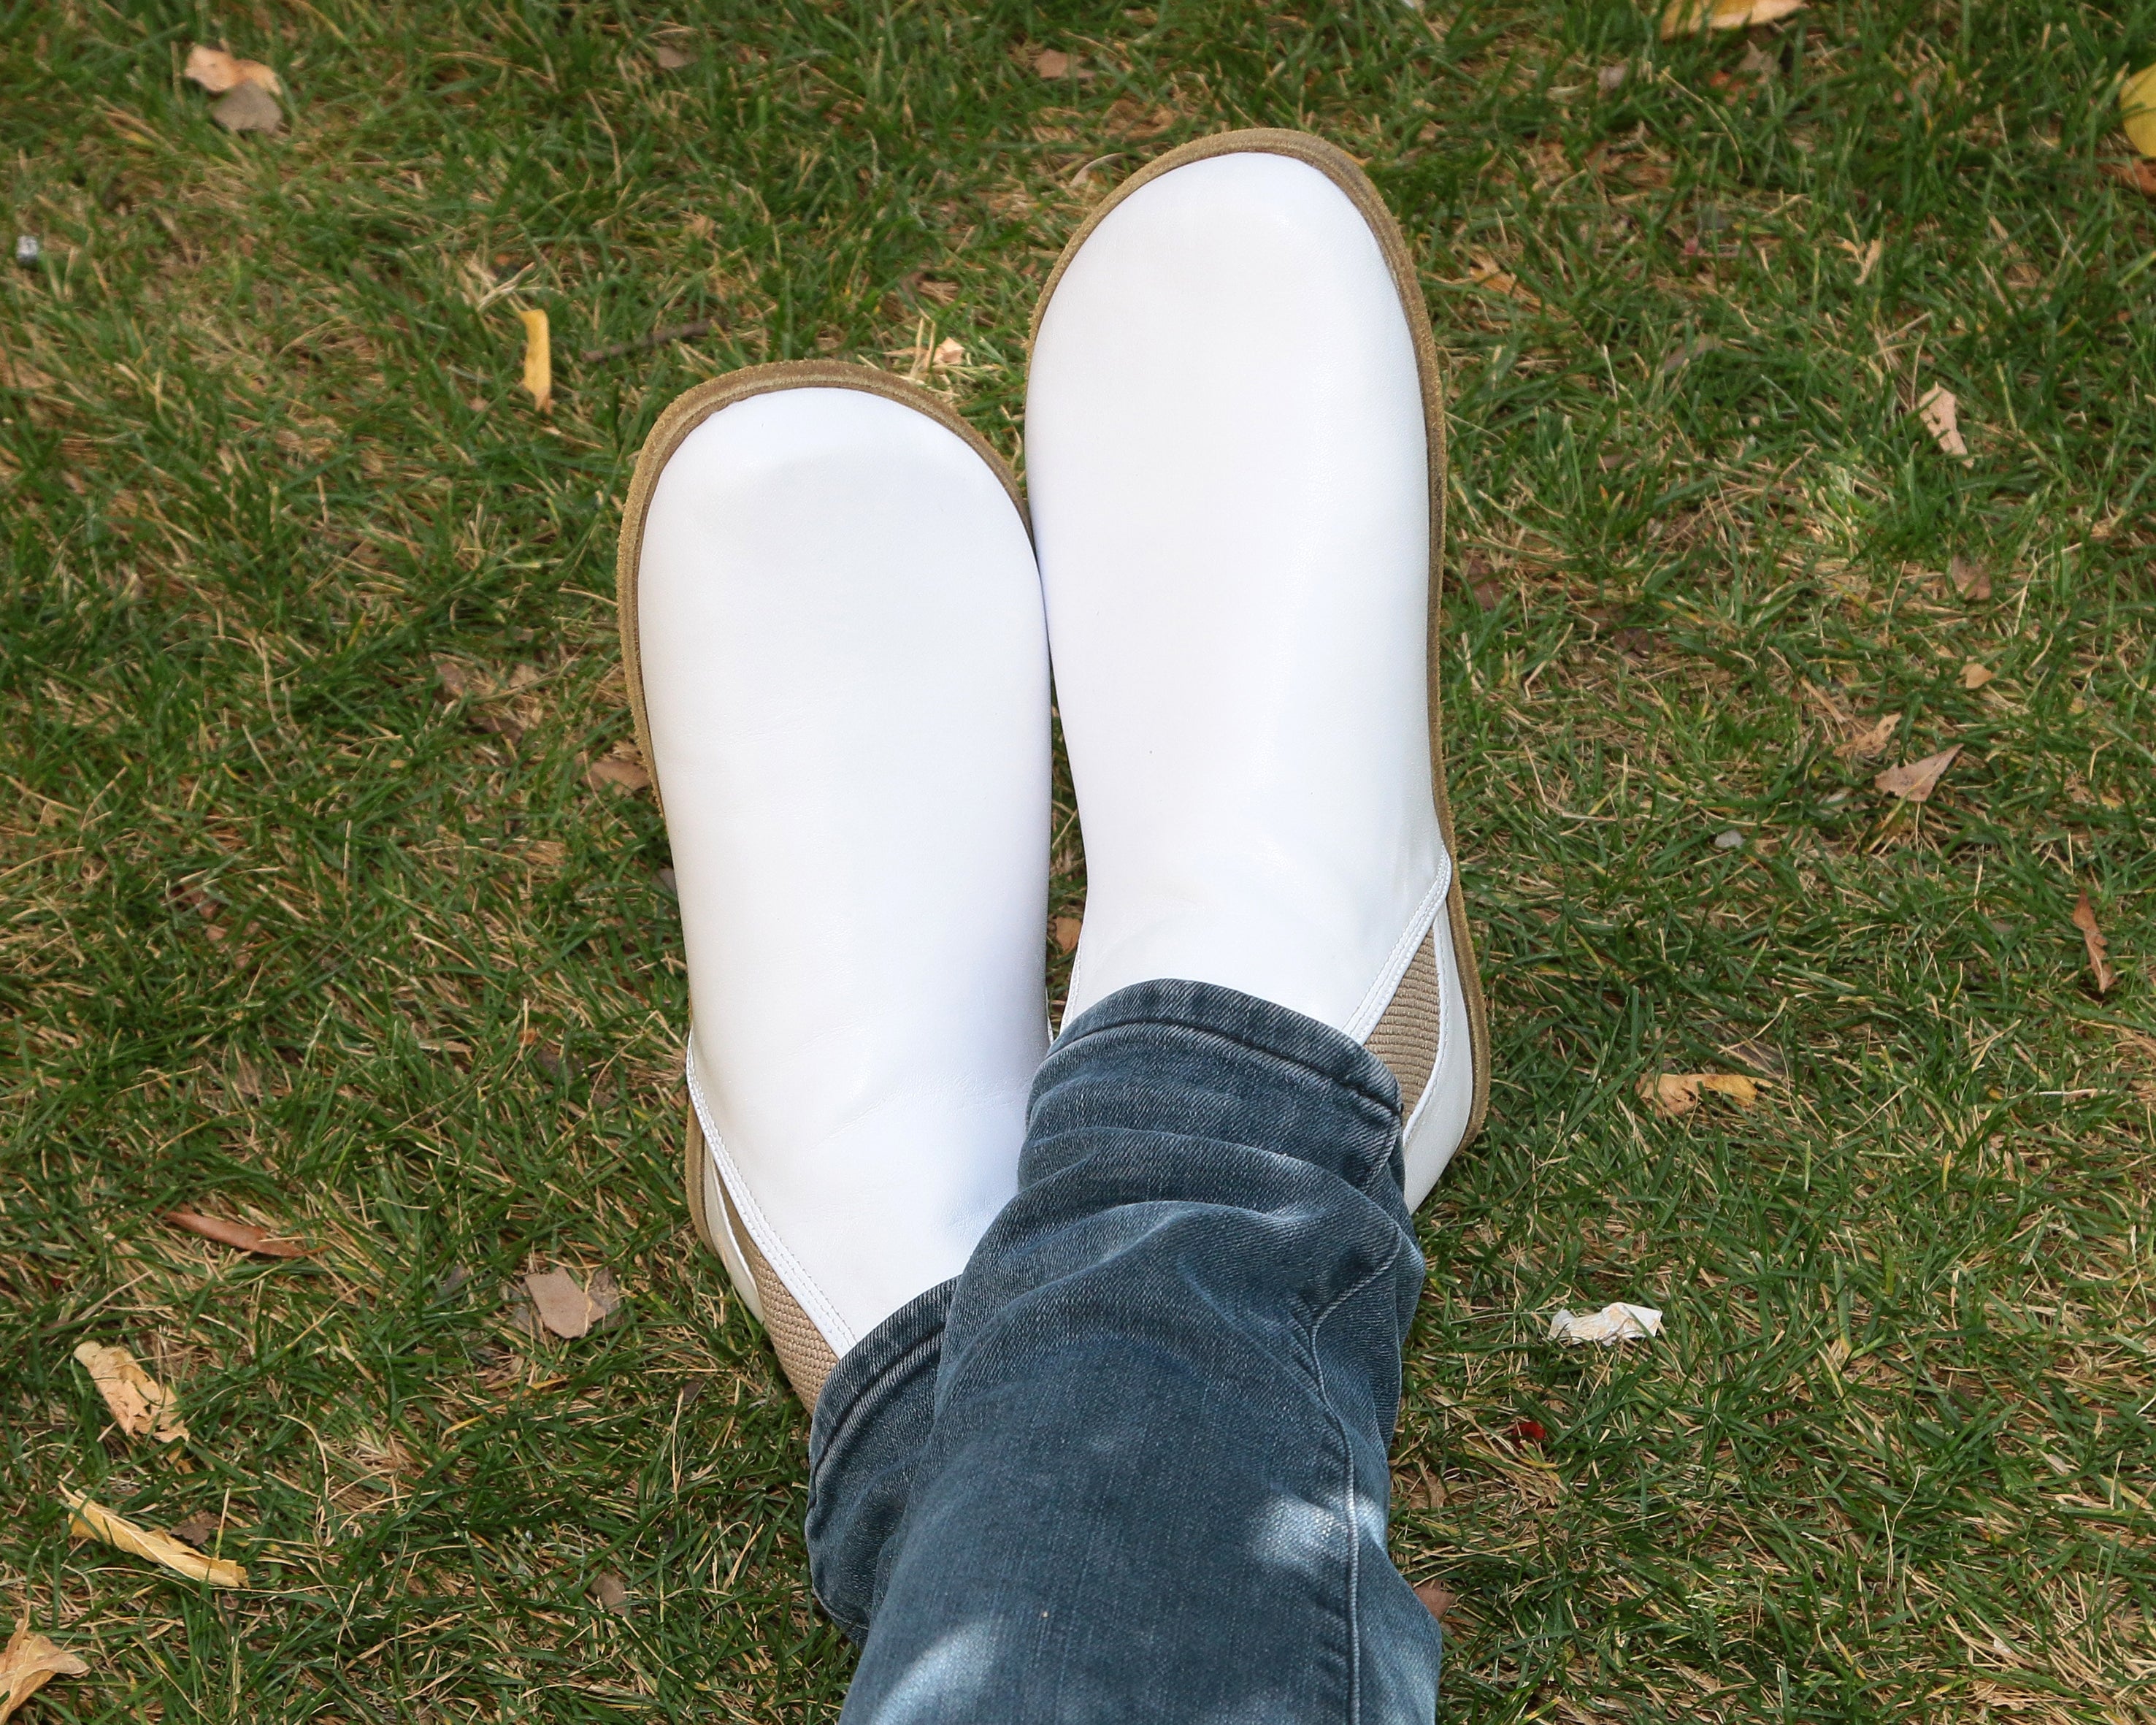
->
1949, 554, 1992, 601
1835, 236, 1883, 285
1840, 711, 1902, 760
184, 45, 281, 95
64, 1491, 245, 1588
1873, 744, 1961, 803
1465, 254, 1541, 307
1960, 661, 1994, 690
1660, 0, 1803, 39
1638, 1071, 1765, 1117
2108, 158, 2156, 196
584, 744, 650, 793
2073, 892, 2116, 995
164, 1208, 308, 1258
523, 1268, 624, 1339
590, 1571, 632, 1613
1598, 63, 1630, 92
651, 39, 694, 71
518, 308, 552, 410
1413, 1579, 1457, 1621
210, 83, 283, 134
1053, 915, 1083, 954
434, 657, 486, 699
72, 1343, 188, 1448
0, 1612, 88, 1724
2123, 62, 2156, 156
1032, 47, 1094, 80
165, 1512, 231, 1550
1917, 384, 1971, 462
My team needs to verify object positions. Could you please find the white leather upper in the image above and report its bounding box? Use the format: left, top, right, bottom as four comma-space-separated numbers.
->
1029, 151, 1448, 1040
637, 386, 1049, 1351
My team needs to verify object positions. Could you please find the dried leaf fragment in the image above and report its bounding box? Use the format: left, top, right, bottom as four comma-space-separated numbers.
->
1841, 711, 1903, 760
1, 1613, 88, 1724
210, 84, 283, 134
1638, 1072, 1764, 1117
165, 1512, 227, 1549
1835, 236, 1882, 285
64, 1491, 245, 1588
651, 39, 694, 71
1873, 744, 1961, 803
584, 744, 650, 792
1032, 48, 1093, 80
590, 1571, 632, 1613
523, 1269, 624, 1339
1949, 554, 1992, 601
1960, 661, 1994, 690
2072, 892, 2116, 995
1053, 915, 1083, 954
2108, 158, 2156, 196
1413, 1579, 1457, 1621
518, 308, 552, 410
1659, 0, 1803, 39
164, 1208, 308, 1258
184, 45, 282, 95
1465, 254, 1541, 307
2122, 62, 2156, 156
72, 1343, 188, 1447
1917, 384, 1971, 463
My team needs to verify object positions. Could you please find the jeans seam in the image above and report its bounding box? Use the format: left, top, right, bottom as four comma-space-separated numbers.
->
808, 1324, 943, 1497
1305, 1228, 1410, 1725
1054, 1018, 1403, 1122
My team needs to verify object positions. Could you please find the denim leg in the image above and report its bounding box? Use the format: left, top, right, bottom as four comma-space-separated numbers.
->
807, 979, 1439, 1724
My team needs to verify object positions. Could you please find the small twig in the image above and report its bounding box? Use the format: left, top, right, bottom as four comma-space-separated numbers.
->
580, 318, 719, 364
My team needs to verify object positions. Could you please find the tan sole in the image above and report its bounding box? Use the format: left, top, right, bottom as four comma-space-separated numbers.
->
1030, 130, 1493, 1155
615, 361, 1031, 1399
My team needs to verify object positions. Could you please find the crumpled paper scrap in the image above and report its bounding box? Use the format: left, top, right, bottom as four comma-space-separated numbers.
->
1549, 1303, 1664, 1345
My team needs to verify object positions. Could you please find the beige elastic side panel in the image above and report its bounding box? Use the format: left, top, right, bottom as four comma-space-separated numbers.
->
719, 1182, 839, 1405
1363, 928, 1440, 1120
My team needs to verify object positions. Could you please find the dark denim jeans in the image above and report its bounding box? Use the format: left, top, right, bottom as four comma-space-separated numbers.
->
804, 979, 1440, 1724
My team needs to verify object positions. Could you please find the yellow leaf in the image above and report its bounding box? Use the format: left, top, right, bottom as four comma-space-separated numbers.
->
1660, 0, 1803, 41
2122, 63, 2156, 157
1696, 1073, 1762, 1106
1960, 661, 1994, 690
72, 1343, 188, 1448
518, 308, 551, 410
63, 1491, 245, 1588
0, 1610, 88, 1725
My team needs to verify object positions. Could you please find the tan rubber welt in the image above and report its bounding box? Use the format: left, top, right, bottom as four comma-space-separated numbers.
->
1030, 128, 1494, 1157
616, 361, 1029, 1406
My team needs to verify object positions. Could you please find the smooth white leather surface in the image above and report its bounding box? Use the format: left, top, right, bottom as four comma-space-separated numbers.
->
638, 386, 1049, 1352
1029, 150, 1449, 1044
1031, 149, 1474, 1200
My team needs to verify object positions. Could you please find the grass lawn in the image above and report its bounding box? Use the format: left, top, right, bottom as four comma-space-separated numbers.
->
4, 0, 2155, 1718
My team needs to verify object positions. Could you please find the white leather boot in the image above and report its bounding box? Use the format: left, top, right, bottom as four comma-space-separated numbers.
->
617, 362, 1051, 1401
1026, 132, 1489, 1207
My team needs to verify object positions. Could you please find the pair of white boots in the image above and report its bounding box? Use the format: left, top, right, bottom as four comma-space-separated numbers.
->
617, 132, 1490, 1403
